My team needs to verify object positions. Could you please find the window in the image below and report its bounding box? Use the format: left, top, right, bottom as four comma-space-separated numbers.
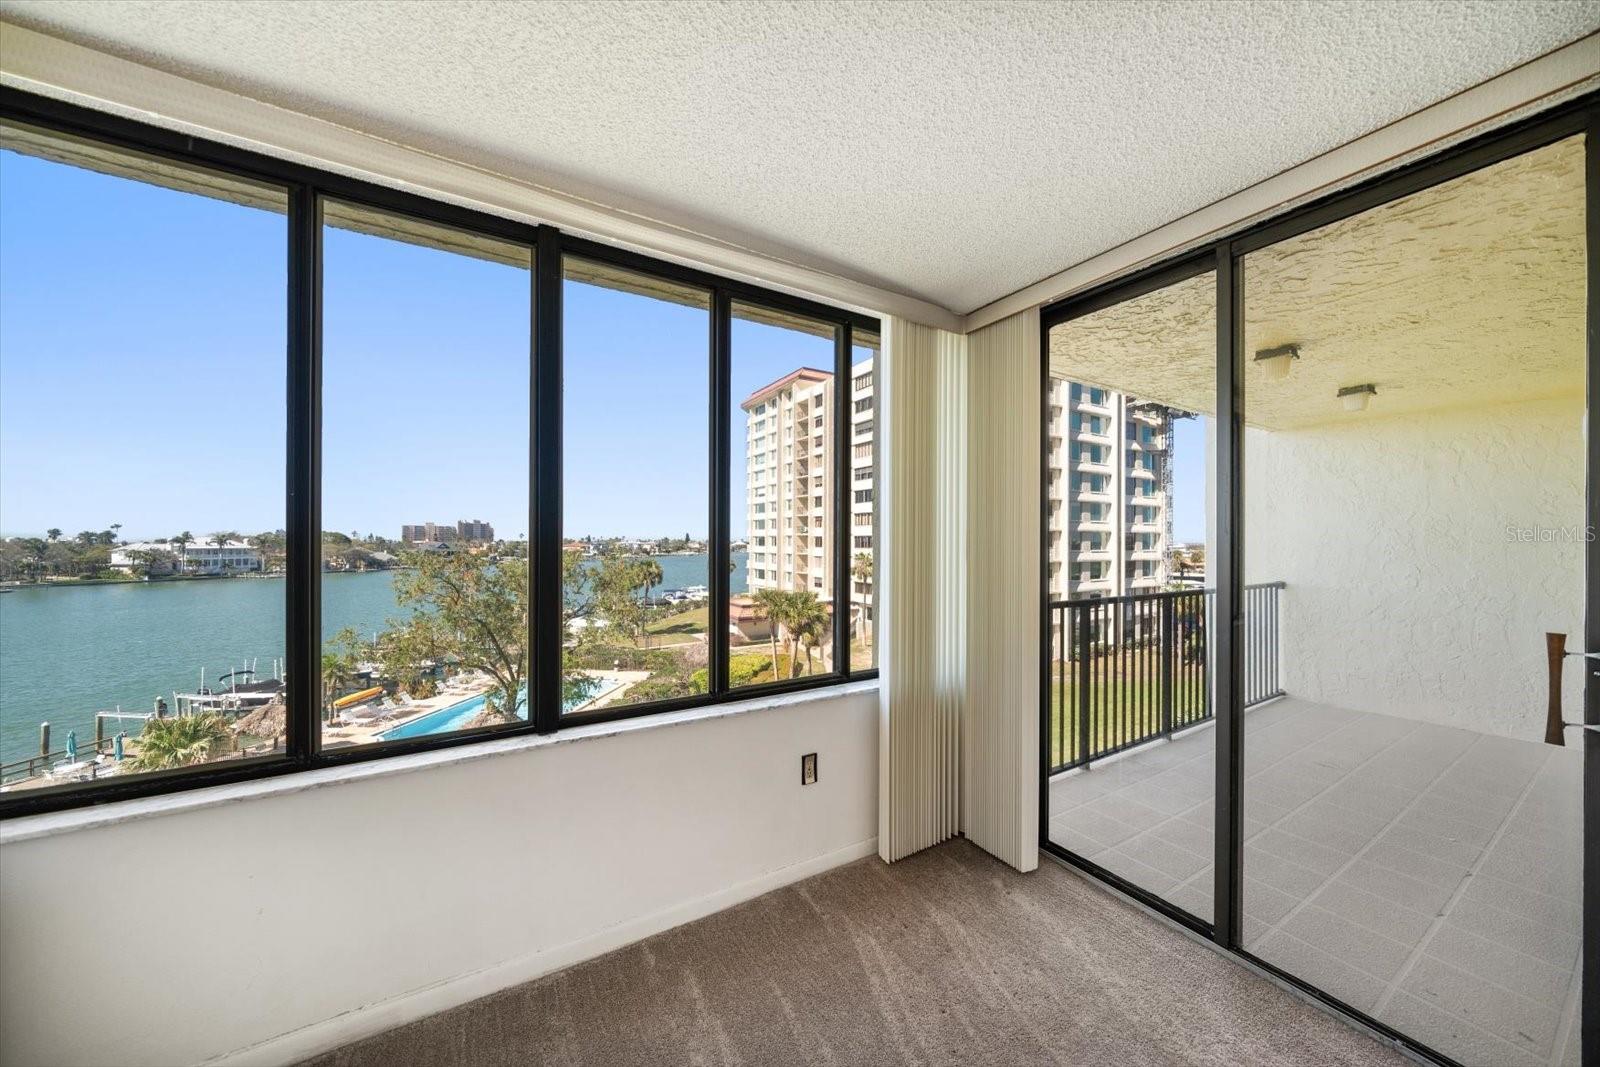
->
729, 302, 840, 690
0, 98, 878, 817
562, 260, 710, 712
321, 201, 530, 749
0, 121, 289, 794
849, 328, 878, 669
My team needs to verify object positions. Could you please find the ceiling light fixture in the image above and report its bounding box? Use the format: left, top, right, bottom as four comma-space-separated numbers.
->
1338, 383, 1377, 412
1253, 343, 1299, 381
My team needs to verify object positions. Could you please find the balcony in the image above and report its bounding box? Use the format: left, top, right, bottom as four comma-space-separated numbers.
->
1046, 581, 1578, 1061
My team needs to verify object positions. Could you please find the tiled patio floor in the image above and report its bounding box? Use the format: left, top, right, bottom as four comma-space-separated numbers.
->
1048, 697, 1582, 1067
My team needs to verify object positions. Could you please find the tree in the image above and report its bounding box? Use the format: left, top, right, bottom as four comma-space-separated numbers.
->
109, 523, 122, 541
46, 528, 60, 542
172, 531, 194, 569
211, 531, 240, 548
778, 591, 830, 678
852, 552, 874, 645
378, 551, 529, 725
322, 629, 366, 716
751, 588, 791, 680
634, 559, 664, 637
125, 713, 231, 771
589, 552, 652, 651
75, 530, 96, 548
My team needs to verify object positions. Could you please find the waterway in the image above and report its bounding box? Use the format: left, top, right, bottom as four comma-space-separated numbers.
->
0, 552, 745, 766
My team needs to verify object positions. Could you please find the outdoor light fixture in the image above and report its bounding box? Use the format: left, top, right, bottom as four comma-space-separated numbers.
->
1253, 343, 1299, 381
1338, 383, 1377, 412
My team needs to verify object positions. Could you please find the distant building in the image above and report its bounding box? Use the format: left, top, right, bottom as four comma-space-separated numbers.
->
410, 541, 455, 555
1045, 381, 1174, 601
112, 540, 263, 575
740, 360, 876, 643
401, 522, 461, 543
457, 519, 494, 543
742, 367, 835, 606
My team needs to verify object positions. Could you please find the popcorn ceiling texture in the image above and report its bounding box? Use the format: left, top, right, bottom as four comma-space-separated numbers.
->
1, 1, 1596, 314
1048, 135, 1585, 429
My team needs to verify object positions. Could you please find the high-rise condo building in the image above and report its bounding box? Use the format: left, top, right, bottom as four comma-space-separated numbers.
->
456, 519, 494, 543
1045, 380, 1173, 601
742, 367, 836, 606
739, 362, 876, 649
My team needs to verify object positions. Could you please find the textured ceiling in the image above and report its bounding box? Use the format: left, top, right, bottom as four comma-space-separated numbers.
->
1, 1, 1598, 315
1048, 135, 1586, 430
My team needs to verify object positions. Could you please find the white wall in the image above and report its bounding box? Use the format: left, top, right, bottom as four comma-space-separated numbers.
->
0, 688, 879, 1067
1245, 395, 1585, 739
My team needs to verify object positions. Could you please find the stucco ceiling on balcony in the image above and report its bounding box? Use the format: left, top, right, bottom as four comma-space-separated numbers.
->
1048, 134, 1586, 431
0, 1, 1597, 316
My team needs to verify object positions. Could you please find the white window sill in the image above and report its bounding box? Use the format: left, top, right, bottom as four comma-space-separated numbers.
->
0, 680, 880, 845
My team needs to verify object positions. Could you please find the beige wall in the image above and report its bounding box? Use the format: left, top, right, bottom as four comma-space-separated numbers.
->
1244, 395, 1585, 740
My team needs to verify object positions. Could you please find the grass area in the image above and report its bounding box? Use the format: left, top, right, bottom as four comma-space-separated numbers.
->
1046, 655, 1211, 771
646, 605, 708, 638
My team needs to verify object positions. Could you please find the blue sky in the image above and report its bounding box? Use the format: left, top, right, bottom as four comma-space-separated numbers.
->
1, 146, 1199, 547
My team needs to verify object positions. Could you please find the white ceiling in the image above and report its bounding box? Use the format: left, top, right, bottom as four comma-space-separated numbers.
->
2, 1, 1597, 315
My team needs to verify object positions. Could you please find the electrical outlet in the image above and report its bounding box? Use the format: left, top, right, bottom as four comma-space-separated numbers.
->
801, 752, 818, 785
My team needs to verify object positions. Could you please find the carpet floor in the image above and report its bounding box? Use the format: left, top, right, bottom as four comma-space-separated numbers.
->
301, 840, 1407, 1066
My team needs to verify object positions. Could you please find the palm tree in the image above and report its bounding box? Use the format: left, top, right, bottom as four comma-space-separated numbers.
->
628, 558, 664, 648
45, 528, 60, 543
125, 713, 231, 771
635, 559, 664, 606
172, 531, 194, 572
109, 522, 122, 542
852, 552, 874, 645
211, 531, 240, 547
751, 588, 791, 679
796, 614, 827, 676
781, 591, 831, 678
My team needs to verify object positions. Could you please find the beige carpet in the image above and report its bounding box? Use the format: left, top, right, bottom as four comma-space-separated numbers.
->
302, 840, 1406, 1067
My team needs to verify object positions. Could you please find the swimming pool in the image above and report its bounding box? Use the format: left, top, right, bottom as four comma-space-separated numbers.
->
377, 676, 626, 741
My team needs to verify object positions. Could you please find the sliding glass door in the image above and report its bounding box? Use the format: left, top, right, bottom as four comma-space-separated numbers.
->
1041, 107, 1597, 1067
1043, 266, 1219, 924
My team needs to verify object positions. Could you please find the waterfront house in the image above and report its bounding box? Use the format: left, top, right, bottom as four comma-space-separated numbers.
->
110, 540, 263, 576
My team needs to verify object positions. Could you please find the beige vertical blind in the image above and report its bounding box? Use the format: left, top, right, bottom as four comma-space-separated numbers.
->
878, 318, 967, 863
964, 309, 1041, 873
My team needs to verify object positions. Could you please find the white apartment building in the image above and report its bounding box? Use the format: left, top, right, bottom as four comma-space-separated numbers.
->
739, 361, 876, 652
1045, 380, 1172, 602
110, 539, 264, 575
847, 358, 874, 645
742, 367, 836, 611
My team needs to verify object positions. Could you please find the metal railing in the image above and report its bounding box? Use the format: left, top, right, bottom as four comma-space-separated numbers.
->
1047, 581, 1284, 774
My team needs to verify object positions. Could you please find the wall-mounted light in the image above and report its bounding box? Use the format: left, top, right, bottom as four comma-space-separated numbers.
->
1253, 343, 1299, 381
1338, 383, 1377, 412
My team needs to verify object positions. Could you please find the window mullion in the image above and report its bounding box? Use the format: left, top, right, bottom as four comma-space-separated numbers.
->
533, 225, 563, 733
287, 186, 322, 764
710, 290, 732, 694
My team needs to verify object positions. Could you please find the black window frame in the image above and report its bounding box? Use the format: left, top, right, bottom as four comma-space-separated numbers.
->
0, 88, 877, 819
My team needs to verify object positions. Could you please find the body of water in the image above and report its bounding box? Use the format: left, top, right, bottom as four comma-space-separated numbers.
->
0, 551, 745, 766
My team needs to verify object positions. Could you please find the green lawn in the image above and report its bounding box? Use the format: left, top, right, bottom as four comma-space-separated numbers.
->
646, 605, 708, 638
1046, 655, 1210, 771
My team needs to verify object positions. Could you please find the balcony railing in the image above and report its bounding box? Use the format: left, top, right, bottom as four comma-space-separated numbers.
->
1047, 581, 1283, 775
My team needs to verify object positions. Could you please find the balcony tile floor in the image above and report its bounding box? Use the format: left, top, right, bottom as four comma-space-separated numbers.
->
1048, 696, 1582, 1067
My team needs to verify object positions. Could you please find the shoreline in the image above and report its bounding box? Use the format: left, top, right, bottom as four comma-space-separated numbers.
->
0, 568, 415, 592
